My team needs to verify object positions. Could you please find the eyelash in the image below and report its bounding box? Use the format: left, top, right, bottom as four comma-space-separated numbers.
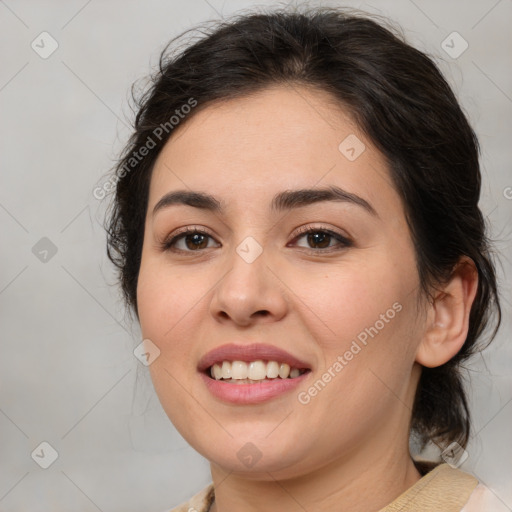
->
160, 225, 352, 254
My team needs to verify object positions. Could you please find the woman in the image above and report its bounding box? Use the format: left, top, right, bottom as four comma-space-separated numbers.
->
105, 6, 502, 511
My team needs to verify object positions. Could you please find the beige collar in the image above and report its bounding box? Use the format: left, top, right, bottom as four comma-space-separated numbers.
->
378, 463, 478, 512
171, 463, 478, 512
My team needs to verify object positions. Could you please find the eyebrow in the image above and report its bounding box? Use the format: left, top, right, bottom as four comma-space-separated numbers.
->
152, 185, 377, 217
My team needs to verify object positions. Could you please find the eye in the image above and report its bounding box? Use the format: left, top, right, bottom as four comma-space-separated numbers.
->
161, 227, 219, 252
160, 225, 352, 254
290, 226, 352, 252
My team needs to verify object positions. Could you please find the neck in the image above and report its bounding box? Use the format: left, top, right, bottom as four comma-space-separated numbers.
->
209, 436, 422, 512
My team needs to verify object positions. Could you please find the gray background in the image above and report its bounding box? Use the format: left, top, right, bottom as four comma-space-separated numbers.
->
1, 0, 511, 510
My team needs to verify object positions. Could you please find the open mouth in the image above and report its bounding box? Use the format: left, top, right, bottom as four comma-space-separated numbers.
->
205, 360, 311, 384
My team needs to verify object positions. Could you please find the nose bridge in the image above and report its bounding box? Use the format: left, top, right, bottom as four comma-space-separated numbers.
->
210, 233, 287, 324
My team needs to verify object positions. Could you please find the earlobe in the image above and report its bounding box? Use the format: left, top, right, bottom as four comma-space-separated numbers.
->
415, 257, 479, 368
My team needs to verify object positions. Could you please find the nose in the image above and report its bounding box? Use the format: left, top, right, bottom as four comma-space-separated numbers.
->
209, 241, 288, 327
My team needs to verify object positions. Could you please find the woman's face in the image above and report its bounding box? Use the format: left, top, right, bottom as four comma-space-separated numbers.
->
137, 85, 426, 479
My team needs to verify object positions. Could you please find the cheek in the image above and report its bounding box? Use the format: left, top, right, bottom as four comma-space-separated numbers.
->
136, 258, 207, 434
136, 253, 217, 393
294, 272, 420, 438
290, 249, 420, 394
137, 254, 198, 338
136, 257, 195, 389
291, 258, 411, 345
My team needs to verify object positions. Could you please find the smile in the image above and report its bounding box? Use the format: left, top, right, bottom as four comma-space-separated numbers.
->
197, 343, 312, 404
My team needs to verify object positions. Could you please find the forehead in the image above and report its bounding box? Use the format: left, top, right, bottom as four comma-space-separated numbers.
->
148, 85, 400, 218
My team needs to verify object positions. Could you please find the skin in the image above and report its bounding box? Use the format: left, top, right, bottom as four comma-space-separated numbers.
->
136, 84, 478, 512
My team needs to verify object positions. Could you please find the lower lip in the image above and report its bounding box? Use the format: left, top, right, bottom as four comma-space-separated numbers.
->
199, 371, 310, 404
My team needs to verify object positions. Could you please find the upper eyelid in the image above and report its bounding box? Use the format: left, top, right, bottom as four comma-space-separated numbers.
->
167, 224, 348, 241
161, 226, 216, 248
293, 224, 350, 238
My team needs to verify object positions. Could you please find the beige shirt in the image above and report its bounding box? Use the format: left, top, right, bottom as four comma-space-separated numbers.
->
165, 463, 494, 512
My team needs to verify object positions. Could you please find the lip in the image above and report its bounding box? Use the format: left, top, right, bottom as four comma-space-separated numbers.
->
197, 343, 312, 405
197, 343, 312, 372
200, 370, 310, 404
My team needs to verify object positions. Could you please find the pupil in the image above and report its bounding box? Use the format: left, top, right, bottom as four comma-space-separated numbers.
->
186, 233, 207, 250
308, 232, 330, 248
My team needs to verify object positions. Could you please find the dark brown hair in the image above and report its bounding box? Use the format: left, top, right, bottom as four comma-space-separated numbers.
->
105, 5, 501, 451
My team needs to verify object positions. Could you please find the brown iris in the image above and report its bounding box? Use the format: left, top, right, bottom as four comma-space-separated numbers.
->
306, 232, 331, 249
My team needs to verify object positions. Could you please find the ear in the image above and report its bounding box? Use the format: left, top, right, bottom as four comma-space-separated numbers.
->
415, 257, 479, 368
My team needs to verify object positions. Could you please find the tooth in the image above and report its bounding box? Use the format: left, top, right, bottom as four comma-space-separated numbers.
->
221, 361, 232, 379
266, 361, 279, 379
212, 363, 223, 380
210, 359, 305, 381
248, 360, 267, 380
278, 363, 291, 379
231, 361, 248, 379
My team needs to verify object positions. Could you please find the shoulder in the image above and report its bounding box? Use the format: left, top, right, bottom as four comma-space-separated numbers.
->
163, 483, 215, 512
461, 483, 510, 512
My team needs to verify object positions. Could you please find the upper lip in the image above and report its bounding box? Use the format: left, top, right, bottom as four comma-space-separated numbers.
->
197, 343, 312, 372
